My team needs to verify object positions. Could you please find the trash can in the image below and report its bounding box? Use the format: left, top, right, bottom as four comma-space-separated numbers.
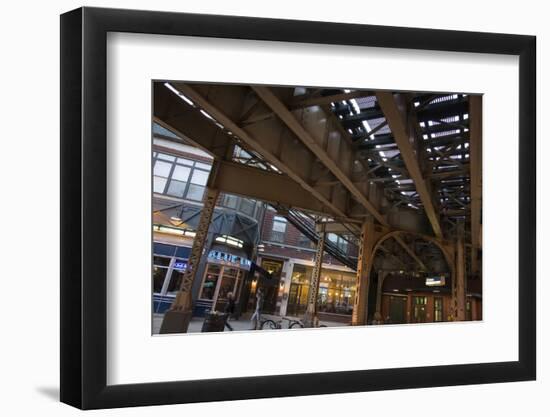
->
201, 311, 227, 332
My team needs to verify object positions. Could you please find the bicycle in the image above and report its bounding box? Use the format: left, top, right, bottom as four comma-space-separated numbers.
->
260, 316, 327, 330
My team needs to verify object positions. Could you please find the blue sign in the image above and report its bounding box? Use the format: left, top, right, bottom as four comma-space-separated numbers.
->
207, 250, 252, 270
174, 261, 187, 270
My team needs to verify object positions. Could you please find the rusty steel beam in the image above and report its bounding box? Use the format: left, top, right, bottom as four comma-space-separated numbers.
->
288, 90, 372, 109
253, 86, 387, 226
153, 84, 232, 159
169, 83, 355, 224
392, 235, 427, 271
213, 161, 330, 214
376, 92, 443, 238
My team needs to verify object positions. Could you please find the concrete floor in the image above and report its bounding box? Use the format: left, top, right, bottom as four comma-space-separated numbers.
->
152, 313, 348, 334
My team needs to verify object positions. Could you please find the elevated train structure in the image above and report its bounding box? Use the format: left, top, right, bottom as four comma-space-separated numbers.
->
153, 81, 481, 333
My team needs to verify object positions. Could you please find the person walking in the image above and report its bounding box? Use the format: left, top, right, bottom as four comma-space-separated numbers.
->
250, 288, 264, 330
224, 292, 236, 331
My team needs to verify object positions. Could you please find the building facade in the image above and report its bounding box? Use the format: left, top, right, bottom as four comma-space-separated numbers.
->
257, 209, 359, 323
152, 124, 265, 317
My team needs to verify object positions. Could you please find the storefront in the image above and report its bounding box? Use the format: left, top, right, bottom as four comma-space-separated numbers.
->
193, 249, 252, 316
243, 258, 283, 315
379, 274, 482, 323
152, 242, 192, 313
285, 263, 357, 322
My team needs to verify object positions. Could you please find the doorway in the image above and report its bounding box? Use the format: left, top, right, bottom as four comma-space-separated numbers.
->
412, 296, 428, 323
388, 296, 407, 324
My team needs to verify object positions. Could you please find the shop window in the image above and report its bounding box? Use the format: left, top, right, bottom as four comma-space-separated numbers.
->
153, 255, 171, 267
288, 264, 311, 316
414, 296, 428, 304
166, 258, 187, 294
317, 271, 356, 315
167, 269, 184, 294
152, 256, 171, 293
287, 265, 356, 316
413, 296, 428, 323
434, 297, 444, 322
291, 264, 311, 284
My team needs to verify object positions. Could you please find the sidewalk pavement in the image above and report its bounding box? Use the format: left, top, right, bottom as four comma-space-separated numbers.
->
153, 313, 348, 335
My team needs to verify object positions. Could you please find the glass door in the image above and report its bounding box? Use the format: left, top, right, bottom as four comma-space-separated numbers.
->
214, 267, 242, 311
413, 296, 428, 323
199, 264, 222, 301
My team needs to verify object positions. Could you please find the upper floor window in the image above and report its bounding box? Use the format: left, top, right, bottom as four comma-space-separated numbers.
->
220, 194, 239, 209
270, 216, 287, 243
153, 152, 211, 201
219, 194, 260, 219
239, 198, 257, 217
298, 233, 314, 249
327, 233, 348, 254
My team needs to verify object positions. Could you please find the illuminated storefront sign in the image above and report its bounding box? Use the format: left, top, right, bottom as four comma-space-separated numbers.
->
426, 275, 446, 286
174, 261, 187, 270
207, 250, 252, 270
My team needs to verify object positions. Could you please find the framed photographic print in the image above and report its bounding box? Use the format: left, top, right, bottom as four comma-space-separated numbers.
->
60, 6, 536, 410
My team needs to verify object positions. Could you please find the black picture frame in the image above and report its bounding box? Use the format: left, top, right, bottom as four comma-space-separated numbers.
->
60, 6, 536, 410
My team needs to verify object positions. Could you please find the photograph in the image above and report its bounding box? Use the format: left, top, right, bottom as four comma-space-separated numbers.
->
0, 0, 543, 414
152, 81, 482, 335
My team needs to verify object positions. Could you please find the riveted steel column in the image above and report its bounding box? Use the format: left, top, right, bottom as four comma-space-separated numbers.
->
375, 271, 388, 315
352, 220, 377, 325
453, 223, 466, 321
303, 223, 326, 328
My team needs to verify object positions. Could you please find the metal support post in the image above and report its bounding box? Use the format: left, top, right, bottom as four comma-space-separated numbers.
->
375, 271, 387, 315
453, 222, 466, 321
351, 220, 377, 325
303, 223, 326, 328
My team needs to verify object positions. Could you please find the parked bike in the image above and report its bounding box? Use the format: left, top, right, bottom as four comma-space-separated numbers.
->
260, 316, 327, 330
